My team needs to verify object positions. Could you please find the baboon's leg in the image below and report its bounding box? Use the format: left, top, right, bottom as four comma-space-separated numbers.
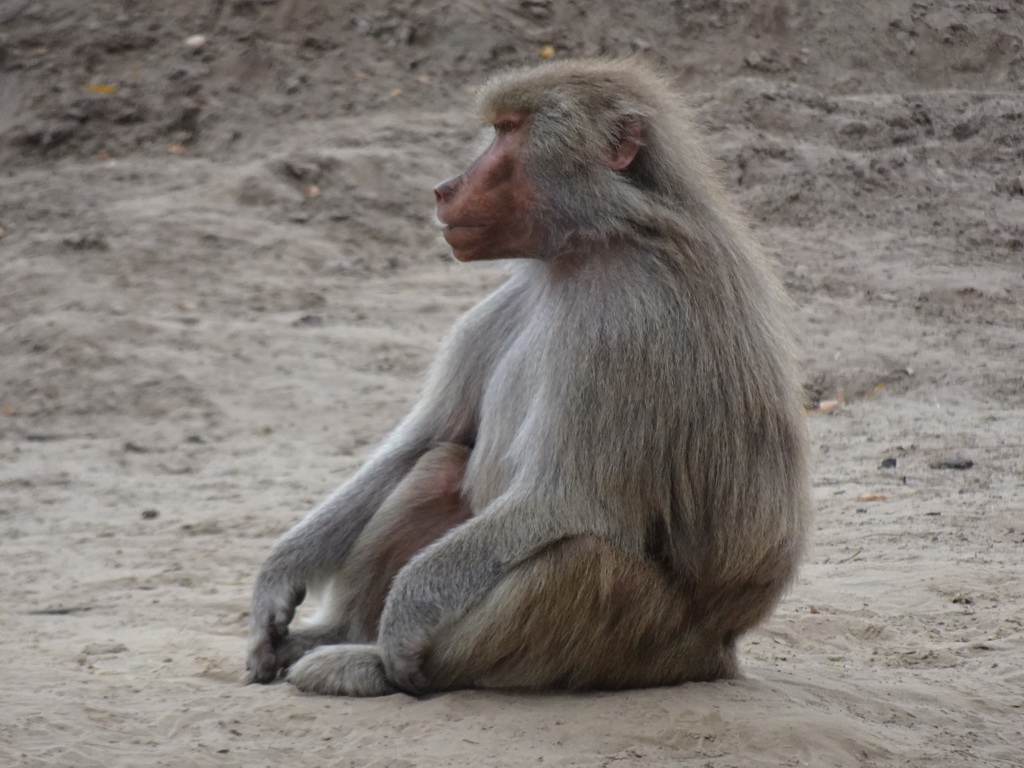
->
286, 643, 397, 697
424, 535, 738, 692
288, 535, 737, 696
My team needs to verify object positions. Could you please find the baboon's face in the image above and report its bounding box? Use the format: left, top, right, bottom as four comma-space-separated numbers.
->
433, 114, 541, 262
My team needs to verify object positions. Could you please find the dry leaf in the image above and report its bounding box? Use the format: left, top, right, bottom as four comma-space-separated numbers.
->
389, 88, 402, 98
1, 406, 17, 416
539, 45, 556, 59
857, 493, 887, 502
86, 84, 117, 95
167, 143, 187, 155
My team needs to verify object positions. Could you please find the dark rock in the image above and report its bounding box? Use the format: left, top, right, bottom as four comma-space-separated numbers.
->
929, 457, 974, 470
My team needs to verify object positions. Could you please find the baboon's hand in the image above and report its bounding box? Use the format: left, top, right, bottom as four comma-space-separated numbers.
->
244, 573, 306, 684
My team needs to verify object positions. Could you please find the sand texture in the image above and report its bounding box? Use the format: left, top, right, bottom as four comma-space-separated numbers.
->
1, 1, 1022, 766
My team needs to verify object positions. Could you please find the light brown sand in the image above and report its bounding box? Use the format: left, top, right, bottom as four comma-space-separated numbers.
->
1, 2, 1022, 766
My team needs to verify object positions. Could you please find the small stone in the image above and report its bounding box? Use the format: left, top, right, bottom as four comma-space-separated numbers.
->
141, 509, 160, 520
929, 457, 973, 470
952, 119, 981, 141
880, 457, 898, 469
995, 176, 1023, 196
185, 34, 207, 50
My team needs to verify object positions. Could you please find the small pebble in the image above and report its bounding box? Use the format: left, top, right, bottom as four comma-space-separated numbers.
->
995, 176, 1023, 196
185, 34, 207, 50
929, 458, 974, 470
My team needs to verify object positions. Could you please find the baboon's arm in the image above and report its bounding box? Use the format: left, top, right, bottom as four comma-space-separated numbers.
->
246, 279, 530, 683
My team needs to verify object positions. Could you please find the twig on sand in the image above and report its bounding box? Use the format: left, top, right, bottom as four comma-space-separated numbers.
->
837, 548, 863, 564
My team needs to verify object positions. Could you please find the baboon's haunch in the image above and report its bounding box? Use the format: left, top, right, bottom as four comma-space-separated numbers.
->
245, 58, 811, 696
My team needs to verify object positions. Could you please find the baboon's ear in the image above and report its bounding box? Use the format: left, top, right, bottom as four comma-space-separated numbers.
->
607, 113, 643, 171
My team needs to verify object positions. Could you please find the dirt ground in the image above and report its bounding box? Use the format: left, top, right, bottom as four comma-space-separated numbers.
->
1, 1, 1023, 766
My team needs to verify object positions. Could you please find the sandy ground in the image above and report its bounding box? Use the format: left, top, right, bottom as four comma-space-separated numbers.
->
1, 1, 1023, 766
